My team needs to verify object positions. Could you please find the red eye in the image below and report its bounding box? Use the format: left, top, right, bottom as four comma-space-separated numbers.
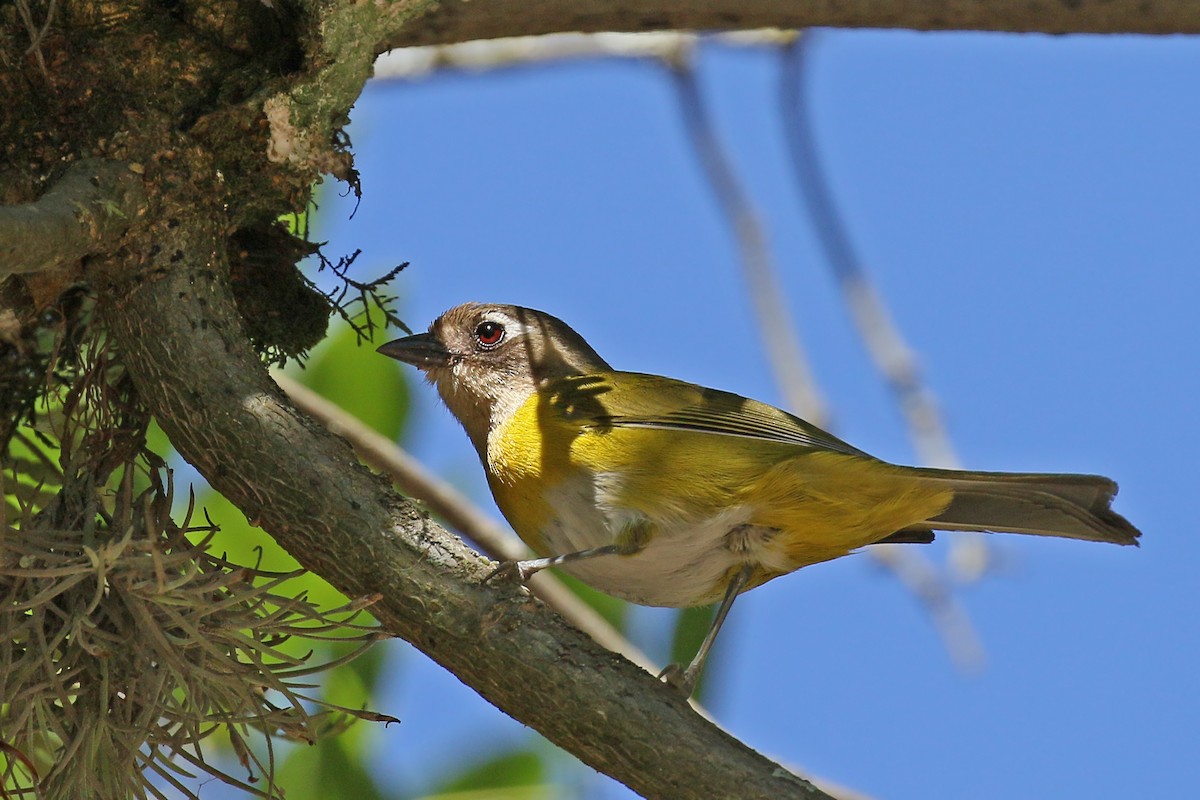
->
474, 321, 505, 348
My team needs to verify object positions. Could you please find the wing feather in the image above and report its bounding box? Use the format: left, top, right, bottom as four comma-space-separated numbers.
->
547, 371, 865, 456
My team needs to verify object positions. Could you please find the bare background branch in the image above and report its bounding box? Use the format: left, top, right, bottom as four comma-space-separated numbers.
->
779, 35, 961, 471
669, 49, 830, 425
775, 34, 988, 663
661, 41, 985, 668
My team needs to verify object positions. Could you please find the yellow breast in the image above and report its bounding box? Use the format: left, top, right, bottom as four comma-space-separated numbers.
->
485, 390, 580, 555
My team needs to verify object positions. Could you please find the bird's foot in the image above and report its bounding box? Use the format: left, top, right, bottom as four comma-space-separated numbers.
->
656, 662, 699, 697
483, 558, 544, 586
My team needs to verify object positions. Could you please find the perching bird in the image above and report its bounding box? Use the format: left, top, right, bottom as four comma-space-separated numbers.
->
378, 303, 1140, 693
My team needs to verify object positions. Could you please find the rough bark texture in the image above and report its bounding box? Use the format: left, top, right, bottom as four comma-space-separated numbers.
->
2, 0, 1196, 797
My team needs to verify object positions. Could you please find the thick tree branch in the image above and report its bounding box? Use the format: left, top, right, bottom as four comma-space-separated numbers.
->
262, 0, 1200, 264
100, 222, 837, 800
384, 0, 1200, 49
0, 160, 145, 279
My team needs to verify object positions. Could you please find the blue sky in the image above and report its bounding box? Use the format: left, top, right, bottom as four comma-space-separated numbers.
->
313, 29, 1199, 799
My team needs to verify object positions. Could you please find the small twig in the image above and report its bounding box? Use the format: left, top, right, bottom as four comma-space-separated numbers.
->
271, 371, 659, 675
311, 251, 410, 343
0, 159, 145, 279
13, 0, 54, 76
667, 49, 829, 426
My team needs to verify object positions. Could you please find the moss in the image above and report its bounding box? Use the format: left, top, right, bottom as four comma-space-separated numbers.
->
228, 222, 330, 362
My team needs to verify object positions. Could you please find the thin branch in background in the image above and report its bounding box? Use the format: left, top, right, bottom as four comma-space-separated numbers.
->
271, 372, 658, 676
778, 34, 985, 666
12, 0, 57, 75
667, 47, 829, 426
866, 546, 985, 670
779, 34, 960, 469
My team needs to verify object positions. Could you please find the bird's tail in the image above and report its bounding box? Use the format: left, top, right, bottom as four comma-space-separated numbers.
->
910, 469, 1140, 546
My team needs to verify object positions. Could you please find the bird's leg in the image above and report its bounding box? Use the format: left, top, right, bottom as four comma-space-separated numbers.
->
659, 564, 754, 696
485, 518, 654, 584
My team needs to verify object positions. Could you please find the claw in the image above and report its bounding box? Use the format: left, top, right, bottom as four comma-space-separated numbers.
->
657, 662, 698, 697
483, 559, 539, 585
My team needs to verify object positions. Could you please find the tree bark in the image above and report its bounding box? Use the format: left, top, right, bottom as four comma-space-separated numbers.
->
385, 0, 1200, 48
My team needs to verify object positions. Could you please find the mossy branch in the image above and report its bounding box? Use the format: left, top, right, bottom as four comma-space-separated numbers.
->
0, 160, 145, 279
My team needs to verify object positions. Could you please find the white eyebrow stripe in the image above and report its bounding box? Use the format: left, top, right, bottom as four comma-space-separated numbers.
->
485, 311, 530, 337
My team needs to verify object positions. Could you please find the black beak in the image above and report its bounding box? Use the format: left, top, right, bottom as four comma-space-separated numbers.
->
377, 333, 453, 369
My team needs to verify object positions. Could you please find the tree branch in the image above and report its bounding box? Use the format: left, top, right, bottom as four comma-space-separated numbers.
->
673, 41, 984, 670
0, 159, 145, 279
385, 0, 1200, 49
100, 222, 837, 800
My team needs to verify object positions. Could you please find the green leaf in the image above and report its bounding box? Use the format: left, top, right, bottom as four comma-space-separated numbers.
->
280, 210, 309, 237
277, 732, 386, 800
424, 747, 558, 800
145, 418, 173, 461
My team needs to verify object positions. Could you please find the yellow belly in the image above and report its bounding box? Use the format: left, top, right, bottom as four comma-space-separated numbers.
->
486, 392, 953, 607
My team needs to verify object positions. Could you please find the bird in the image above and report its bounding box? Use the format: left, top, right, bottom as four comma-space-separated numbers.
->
378, 302, 1141, 694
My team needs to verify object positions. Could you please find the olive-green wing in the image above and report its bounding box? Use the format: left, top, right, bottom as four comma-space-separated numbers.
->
544, 371, 867, 457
